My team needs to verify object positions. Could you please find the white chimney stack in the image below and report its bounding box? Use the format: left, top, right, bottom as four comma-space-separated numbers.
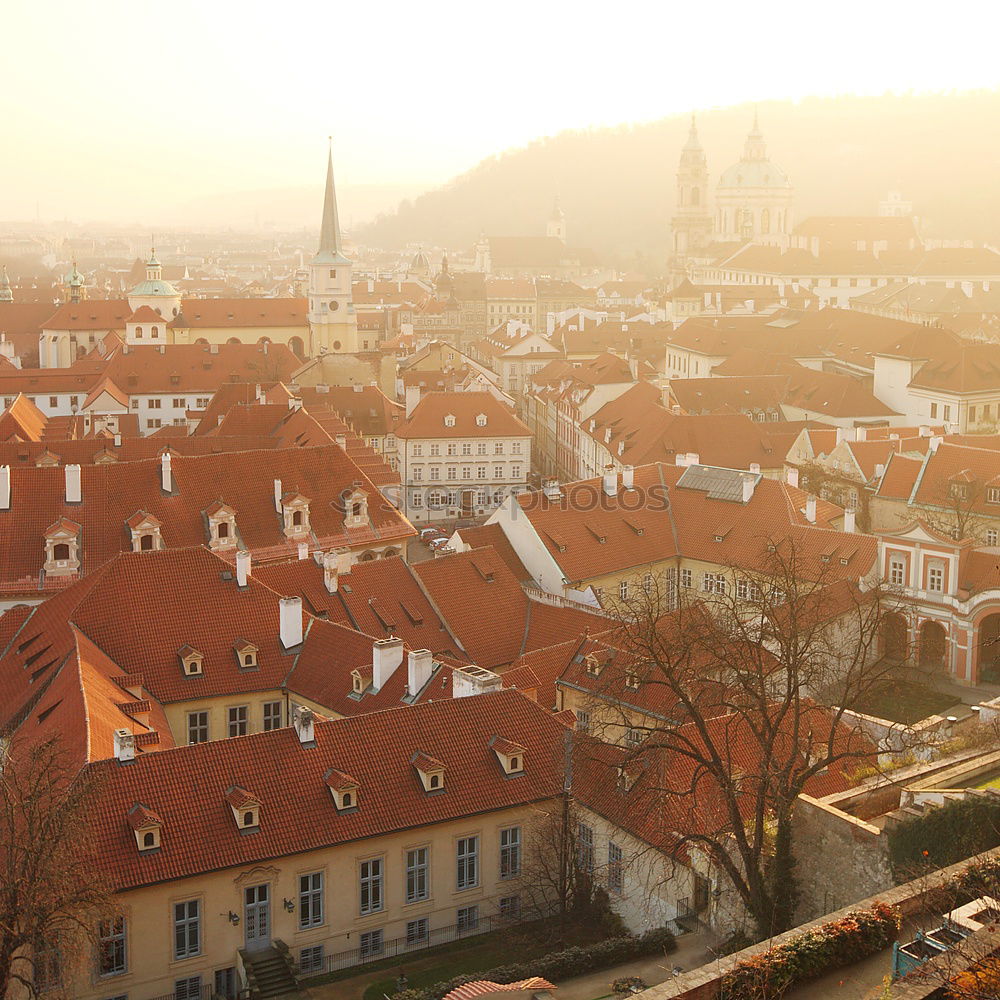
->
749, 462, 761, 475
602, 467, 618, 497
279, 596, 303, 648
929, 436, 943, 453
336, 548, 353, 576
407, 649, 434, 695
322, 550, 338, 592
875, 462, 886, 479
405, 384, 421, 418
372, 636, 404, 691
236, 550, 251, 587
65, 464, 82, 503
786, 467, 800, 489
273, 478, 282, 513
919, 425, 932, 438
622, 465, 635, 490
675, 453, 686, 467
113, 729, 135, 763
836, 427, 845, 446
292, 704, 315, 746
805, 496, 817, 524
687, 452, 699, 466
297, 542, 309, 560
160, 452, 172, 493
742, 474, 756, 503
856, 427, 868, 442
0, 465, 9, 510
844, 508, 856, 533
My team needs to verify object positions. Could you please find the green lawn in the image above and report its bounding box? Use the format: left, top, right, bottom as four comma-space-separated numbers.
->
851, 679, 955, 724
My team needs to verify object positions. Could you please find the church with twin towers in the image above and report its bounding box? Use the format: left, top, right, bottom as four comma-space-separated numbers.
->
671, 113, 795, 260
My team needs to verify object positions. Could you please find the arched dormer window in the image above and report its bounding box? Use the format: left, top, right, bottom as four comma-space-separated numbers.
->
127, 510, 163, 553
205, 502, 237, 551
281, 493, 311, 539
44, 518, 81, 576
128, 803, 163, 854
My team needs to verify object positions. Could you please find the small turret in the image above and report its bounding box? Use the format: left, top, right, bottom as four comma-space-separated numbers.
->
0, 266, 12, 304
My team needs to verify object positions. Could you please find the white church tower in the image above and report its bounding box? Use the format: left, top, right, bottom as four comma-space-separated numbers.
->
308, 139, 358, 354
546, 198, 566, 244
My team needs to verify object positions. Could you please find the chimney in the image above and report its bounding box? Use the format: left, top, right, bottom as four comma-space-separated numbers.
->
279, 596, 303, 649
856, 426, 868, 442
405, 384, 421, 418
113, 729, 135, 763
292, 704, 315, 746
322, 550, 338, 592
675, 453, 686, 467
160, 452, 172, 493
113, 433, 122, 447
236, 550, 251, 587
742, 474, 756, 503
336, 547, 353, 576
297, 542, 309, 560
875, 462, 886, 479
929, 436, 943, 453
255, 383, 263, 401
786, 467, 800, 489
622, 465, 635, 490
335, 433, 347, 451
687, 452, 699, 467
65, 464, 82, 503
919, 425, 932, 437
749, 462, 761, 475
407, 649, 434, 695
0, 465, 9, 510
805, 496, 817, 524
372, 636, 404, 691
210, 343, 219, 354
844, 508, 856, 533
836, 427, 845, 446
602, 466, 618, 497
273, 478, 282, 513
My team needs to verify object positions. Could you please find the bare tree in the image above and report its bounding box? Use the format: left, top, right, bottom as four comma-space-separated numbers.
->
587, 544, 901, 941
0, 737, 111, 999
924, 473, 989, 543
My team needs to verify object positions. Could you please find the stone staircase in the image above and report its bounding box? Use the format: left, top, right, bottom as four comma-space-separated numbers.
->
882, 786, 1000, 829
241, 944, 301, 999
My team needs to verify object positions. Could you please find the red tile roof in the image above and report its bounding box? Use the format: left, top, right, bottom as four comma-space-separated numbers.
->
395, 392, 530, 440
172, 298, 307, 329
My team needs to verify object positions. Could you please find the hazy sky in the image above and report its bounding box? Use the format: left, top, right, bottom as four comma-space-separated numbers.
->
4, 0, 1000, 226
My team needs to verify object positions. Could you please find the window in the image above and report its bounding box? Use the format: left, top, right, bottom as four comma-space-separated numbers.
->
494, 465, 504, 478
618, 580, 628, 601
928, 563, 945, 593
98, 916, 127, 976
263, 701, 282, 731
299, 872, 324, 928
462, 466, 472, 480
173, 900, 201, 959
499, 827, 521, 879
447, 443, 457, 456
412, 444, 423, 457
511, 442, 522, 455
625, 727, 643, 747
147, 418, 162, 429
173, 398, 185, 408
944, 405, 952, 421
411, 492, 423, 508
430, 467, 440, 481
413, 466, 423, 482
608, 842, 624, 894
457, 836, 479, 890
197, 397, 210, 409
970, 406, 977, 423
930, 403, 938, 419
49, 395, 58, 408
359, 930, 383, 959
889, 556, 906, 586
149, 398, 161, 409
499, 895, 521, 920
227, 705, 248, 738
462, 442, 472, 456
576, 710, 590, 732
429, 444, 440, 456
406, 918, 429, 946
187, 711, 208, 745
988, 487, 1000, 504
477, 442, 487, 455
511, 465, 521, 479
680, 568, 692, 588
406, 847, 429, 903
174, 976, 202, 1000
457, 905, 479, 932
988, 529, 999, 546
360, 858, 384, 914
299, 946, 324, 974
33, 940, 61, 991
577, 823, 595, 873
215, 967, 237, 999
447, 467, 456, 481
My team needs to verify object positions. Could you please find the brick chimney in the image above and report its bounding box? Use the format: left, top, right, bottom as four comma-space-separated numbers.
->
236, 550, 251, 587
407, 649, 434, 695
372, 637, 404, 691
65, 464, 82, 504
279, 596, 303, 649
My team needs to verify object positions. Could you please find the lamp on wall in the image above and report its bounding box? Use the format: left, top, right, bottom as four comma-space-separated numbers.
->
283, 898, 295, 913
228, 911, 240, 925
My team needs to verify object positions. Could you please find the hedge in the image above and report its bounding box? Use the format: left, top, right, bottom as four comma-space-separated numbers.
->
719, 901, 902, 999
390, 927, 677, 1000
888, 797, 1000, 883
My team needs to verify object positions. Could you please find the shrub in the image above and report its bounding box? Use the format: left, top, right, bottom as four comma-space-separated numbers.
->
391, 927, 676, 1000
719, 901, 902, 999
612, 976, 648, 994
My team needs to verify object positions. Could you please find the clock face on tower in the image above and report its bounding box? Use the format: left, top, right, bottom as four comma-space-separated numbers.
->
329, 301, 339, 311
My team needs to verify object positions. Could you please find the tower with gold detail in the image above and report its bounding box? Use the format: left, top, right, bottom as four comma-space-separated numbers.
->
308, 141, 357, 355
671, 117, 713, 260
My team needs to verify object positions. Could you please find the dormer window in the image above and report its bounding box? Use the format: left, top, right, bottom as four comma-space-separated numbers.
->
444, 414, 456, 427
625, 671, 640, 690
476, 413, 487, 427
206, 502, 237, 551
234, 639, 258, 670
324, 768, 360, 812
491, 737, 526, 776
127, 510, 163, 552
225, 785, 260, 832
617, 765, 637, 793
351, 666, 372, 695
43, 518, 81, 577
342, 487, 369, 529
128, 803, 163, 854
412, 752, 446, 793
281, 492, 311, 539
177, 644, 204, 677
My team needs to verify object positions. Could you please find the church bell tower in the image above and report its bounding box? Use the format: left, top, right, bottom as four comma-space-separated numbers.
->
671, 116, 713, 260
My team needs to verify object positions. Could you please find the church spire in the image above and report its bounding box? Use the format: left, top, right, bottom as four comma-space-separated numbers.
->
0, 265, 12, 303
318, 137, 342, 255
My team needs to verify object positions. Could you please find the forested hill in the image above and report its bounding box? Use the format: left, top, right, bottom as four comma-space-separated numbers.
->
356, 91, 1000, 263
